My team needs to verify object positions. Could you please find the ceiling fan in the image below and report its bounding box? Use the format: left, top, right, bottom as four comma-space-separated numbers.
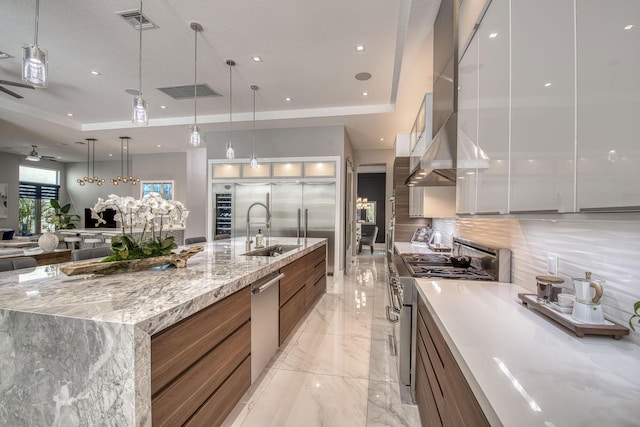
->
0, 79, 35, 99
25, 145, 56, 162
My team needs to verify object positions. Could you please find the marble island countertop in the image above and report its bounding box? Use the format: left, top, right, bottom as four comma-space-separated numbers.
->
416, 279, 640, 426
0, 237, 326, 426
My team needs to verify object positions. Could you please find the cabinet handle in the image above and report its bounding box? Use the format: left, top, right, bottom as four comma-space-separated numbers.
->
474, 211, 501, 215
252, 273, 285, 294
580, 206, 640, 213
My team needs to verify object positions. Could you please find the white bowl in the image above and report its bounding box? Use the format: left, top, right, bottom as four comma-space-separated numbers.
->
557, 293, 576, 308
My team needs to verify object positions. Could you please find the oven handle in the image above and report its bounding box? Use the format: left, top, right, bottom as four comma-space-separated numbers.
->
386, 306, 400, 323
386, 275, 401, 324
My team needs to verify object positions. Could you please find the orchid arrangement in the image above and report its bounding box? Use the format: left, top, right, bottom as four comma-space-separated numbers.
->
92, 193, 188, 261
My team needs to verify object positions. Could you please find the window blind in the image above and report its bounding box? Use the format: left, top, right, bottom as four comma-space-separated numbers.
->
19, 181, 60, 200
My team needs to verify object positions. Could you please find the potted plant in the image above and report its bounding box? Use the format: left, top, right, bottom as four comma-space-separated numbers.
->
45, 200, 81, 231
629, 301, 640, 332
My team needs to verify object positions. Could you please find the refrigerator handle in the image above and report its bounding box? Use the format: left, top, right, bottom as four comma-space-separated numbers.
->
297, 208, 301, 239
304, 208, 308, 239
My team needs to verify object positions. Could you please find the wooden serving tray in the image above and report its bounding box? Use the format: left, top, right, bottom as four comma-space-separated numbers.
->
518, 293, 629, 340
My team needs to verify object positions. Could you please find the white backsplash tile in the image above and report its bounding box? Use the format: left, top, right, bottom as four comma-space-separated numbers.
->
432, 217, 640, 345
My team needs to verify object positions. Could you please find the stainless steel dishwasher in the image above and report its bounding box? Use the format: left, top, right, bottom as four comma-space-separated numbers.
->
251, 271, 284, 383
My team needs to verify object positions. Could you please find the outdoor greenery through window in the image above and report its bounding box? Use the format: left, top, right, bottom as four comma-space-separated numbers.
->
141, 181, 174, 200
19, 166, 60, 235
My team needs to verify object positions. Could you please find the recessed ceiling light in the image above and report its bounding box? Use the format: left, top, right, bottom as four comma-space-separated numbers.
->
108, 153, 113, 157
361, 91, 369, 96
66, 113, 74, 117
0, 51, 11, 59
379, 137, 384, 142
160, 105, 167, 109
284, 97, 292, 102
56, 156, 62, 159
355, 45, 365, 52
157, 144, 162, 148
489, 32, 498, 38
544, 82, 552, 87
251, 56, 263, 62
90, 70, 101, 75
624, 24, 634, 30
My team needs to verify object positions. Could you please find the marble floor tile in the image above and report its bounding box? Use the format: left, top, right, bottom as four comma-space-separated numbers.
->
367, 380, 421, 427
369, 338, 400, 383
279, 331, 372, 379
300, 306, 373, 339
239, 370, 369, 427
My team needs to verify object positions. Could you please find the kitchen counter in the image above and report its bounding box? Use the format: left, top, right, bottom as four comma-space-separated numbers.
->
394, 241, 451, 255
416, 279, 640, 426
0, 237, 326, 426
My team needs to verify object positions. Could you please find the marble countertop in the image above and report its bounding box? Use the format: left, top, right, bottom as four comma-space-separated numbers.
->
416, 279, 640, 426
394, 241, 450, 255
0, 237, 325, 335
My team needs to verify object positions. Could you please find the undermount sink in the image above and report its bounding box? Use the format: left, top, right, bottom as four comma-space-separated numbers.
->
242, 244, 301, 257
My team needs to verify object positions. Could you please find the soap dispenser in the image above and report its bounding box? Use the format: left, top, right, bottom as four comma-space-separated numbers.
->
255, 229, 264, 248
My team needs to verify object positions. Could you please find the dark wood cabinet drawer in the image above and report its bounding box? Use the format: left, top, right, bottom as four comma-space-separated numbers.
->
280, 285, 306, 345
305, 246, 326, 279
183, 356, 251, 427
416, 342, 443, 427
152, 321, 250, 426
416, 298, 490, 427
151, 287, 250, 396
280, 256, 306, 306
306, 275, 326, 308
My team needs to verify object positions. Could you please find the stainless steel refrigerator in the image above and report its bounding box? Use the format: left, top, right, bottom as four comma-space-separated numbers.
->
231, 182, 336, 273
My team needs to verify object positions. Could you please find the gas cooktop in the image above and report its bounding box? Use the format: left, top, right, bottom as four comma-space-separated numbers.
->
405, 264, 496, 281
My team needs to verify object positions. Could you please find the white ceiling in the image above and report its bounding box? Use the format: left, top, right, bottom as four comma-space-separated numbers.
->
0, 0, 439, 162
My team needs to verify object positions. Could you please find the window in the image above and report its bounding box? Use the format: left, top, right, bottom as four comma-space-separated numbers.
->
19, 166, 60, 235
141, 181, 174, 200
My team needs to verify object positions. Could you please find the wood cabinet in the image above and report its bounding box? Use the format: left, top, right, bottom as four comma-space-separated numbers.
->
279, 245, 327, 345
392, 157, 431, 241
415, 297, 489, 427
576, 0, 640, 212
510, 0, 575, 213
151, 287, 251, 427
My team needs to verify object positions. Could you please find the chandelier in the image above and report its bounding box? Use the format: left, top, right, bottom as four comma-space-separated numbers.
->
77, 138, 105, 186
111, 137, 140, 185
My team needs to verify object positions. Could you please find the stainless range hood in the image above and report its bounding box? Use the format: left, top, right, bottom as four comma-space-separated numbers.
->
406, 0, 459, 187
406, 113, 457, 186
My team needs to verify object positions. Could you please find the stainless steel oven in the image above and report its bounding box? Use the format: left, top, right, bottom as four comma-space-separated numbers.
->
387, 237, 512, 399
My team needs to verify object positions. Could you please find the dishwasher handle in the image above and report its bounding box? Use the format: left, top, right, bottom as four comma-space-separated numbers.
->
252, 273, 285, 294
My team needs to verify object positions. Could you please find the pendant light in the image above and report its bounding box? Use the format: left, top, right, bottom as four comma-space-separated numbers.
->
132, 0, 148, 125
226, 59, 235, 159
112, 137, 140, 185
23, 0, 48, 88
249, 85, 259, 168
189, 22, 203, 147
77, 139, 105, 186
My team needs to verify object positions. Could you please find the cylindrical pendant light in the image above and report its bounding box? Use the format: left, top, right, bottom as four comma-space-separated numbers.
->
226, 59, 235, 159
249, 85, 259, 169
132, 0, 148, 125
189, 22, 203, 147
23, 0, 48, 88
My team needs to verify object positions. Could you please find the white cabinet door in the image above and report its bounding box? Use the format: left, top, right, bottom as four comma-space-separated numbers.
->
510, 0, 575, 213
476, 0, 509, 214
456, 33, 479, 214
576, 0, 640, 211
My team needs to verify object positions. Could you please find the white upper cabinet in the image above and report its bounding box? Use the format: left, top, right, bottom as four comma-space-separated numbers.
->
456, 33, 479, 214
576, 0, 640, 211
510, 0, 575, 213
476, 0, 509, 214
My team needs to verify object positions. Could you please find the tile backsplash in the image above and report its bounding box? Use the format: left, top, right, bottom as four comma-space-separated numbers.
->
432, 217, 640, 345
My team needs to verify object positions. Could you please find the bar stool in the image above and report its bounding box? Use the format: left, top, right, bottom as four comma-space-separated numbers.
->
60, 231, 82, 250
102, 231, 118, 245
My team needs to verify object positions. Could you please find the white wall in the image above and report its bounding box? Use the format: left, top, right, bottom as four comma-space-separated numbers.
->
432, 217, 640, 345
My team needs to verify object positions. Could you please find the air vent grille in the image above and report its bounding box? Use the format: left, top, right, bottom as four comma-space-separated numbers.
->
117, 10, 158, 30
157, 84, 221, 100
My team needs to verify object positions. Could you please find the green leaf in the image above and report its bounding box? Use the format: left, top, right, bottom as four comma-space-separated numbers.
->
634, 301, 640, 315
50, 199, 61, 209
60, 204, 71, 214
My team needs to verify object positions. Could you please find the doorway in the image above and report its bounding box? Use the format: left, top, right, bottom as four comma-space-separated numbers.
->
356, 172, 386, 244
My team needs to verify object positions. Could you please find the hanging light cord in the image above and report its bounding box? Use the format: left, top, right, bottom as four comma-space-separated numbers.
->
120, 138, 125, 178
138, 0, 143, 97
229, 62, 233, 142
34, 0, 40, 46
193, 26, 198, 124
252, 86, 256, 154
86, 139, 90, 178
91, 139, 95, 177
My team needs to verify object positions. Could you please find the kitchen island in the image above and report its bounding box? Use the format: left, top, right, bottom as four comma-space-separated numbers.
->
0, 237, 326, 426
415, 279, 640, 426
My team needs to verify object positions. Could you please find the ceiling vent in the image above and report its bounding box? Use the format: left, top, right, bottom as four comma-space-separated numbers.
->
157, 84, 221, 100
117, 10, 159, 30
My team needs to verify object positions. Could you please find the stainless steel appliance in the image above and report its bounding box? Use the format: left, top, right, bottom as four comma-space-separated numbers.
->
387, 237, 512, 396
251, 272, 284, 383
218, 182, 336, 273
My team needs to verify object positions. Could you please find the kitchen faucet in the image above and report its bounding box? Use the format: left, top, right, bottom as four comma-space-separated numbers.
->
246, 193, 271, 250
